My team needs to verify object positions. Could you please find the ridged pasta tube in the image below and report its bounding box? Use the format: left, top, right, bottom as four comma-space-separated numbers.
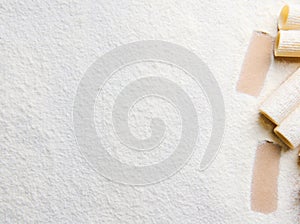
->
275, 106, 300, 149
259, 68, 300, 125
278, 5, 300, 30
274, 30, 300, 57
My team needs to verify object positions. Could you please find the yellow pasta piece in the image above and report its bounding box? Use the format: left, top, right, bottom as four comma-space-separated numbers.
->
259, 68, 300, 125
278, 5, 300, 30
275, 106, 300, 149
274, 30, 300, 57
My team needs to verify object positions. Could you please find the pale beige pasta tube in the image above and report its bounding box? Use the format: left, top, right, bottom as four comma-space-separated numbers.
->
278, 5, 300, 30
274, 30, 300, 57
259, 68, 300, 125
236, 31, 273, 97
275, 106, 300, 149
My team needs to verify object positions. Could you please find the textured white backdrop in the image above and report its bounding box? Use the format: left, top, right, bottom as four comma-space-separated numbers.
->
0, 0, 300, 223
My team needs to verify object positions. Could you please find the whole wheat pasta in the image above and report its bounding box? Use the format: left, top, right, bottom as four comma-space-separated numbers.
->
275, 106, 300, 149
259, 68, 300, 125
274, 30, 300, 57
236, 31, 273, 97
278, 5, 300, 30
251, 142, 281, 214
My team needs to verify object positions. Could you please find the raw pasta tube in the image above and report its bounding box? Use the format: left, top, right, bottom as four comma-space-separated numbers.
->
259, 68, 300, 125
275, 106, 300, 149
274, 30, 300, 57
236, 31, 273, 97
278, 5, 300, 30
251, 142, 281, 213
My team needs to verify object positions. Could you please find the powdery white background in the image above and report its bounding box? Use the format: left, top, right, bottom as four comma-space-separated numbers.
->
0, 0, 300, 223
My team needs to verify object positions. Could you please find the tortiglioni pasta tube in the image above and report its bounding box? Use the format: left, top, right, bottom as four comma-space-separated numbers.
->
274, 30, 300, 57
278, 5, 300, 30
259, 68, 300, 125
275, 106, 300, 149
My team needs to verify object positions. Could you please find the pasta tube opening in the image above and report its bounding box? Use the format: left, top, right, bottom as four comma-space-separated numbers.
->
278, 5, 289, 29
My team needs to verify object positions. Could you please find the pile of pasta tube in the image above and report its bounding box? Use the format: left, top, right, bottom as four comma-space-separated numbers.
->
260, 68, 300, 149
275, 4, 300, 57
260, 5, 300, 149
